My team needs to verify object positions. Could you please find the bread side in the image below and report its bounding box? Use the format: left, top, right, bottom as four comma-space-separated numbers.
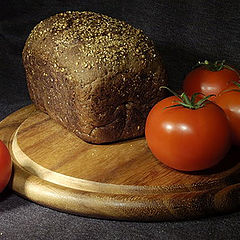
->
22, 11, 167, 144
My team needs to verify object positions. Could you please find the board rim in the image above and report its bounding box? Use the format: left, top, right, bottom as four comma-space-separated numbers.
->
1, 105, 240, 221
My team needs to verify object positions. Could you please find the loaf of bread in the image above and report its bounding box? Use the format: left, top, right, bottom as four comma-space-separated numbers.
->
22, 11, 167, 144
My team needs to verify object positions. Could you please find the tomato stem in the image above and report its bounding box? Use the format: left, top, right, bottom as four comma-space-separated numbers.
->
160, 86, 215, 110
220, 81, 240, 95
233, 81, 240, 88
194, 60, 239, 76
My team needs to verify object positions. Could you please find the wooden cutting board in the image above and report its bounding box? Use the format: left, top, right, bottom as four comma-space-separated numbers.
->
1, 105, 240, 221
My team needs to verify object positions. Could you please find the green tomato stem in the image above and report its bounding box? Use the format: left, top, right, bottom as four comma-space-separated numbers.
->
193, 60, 239, 76
160, 86, 215, 110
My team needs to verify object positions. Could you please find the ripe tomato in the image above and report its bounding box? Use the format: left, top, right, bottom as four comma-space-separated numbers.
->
0, 140, 12, 193
215, 85, 240, 146
183, 60, 239, 99
145, 96, 231, 171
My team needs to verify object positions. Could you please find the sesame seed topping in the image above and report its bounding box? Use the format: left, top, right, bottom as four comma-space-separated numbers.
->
26, 11, 158, 77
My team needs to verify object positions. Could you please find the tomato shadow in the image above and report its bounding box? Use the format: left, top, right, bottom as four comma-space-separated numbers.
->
0, 166, 15, 205
0, 187, 12, 201
0, 168, 30, 213
184, 146, 240, 176
0, 187, 17, 213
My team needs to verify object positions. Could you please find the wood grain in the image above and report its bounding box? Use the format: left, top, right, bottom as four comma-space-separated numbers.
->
1, 105, 240, 221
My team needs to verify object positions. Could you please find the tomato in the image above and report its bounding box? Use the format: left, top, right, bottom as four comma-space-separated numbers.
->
145, 95, 231, 171
215, 85, 240, 146
183, 60, 239, 99
0, 140, 12, 193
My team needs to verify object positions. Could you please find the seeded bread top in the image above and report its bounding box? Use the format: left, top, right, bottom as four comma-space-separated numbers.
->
23, 11, 160, 86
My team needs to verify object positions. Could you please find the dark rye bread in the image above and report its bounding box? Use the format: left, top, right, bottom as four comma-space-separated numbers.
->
22, 11, 167, 144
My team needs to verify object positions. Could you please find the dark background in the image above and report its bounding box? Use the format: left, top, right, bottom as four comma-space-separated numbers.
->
1, 0, 240, 239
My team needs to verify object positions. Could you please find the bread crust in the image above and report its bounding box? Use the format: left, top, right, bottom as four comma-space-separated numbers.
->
22, 11, 167, 144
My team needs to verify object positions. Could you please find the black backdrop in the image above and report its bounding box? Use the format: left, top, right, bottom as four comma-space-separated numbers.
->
1, 0, 240, 105
1, 1, 240, 239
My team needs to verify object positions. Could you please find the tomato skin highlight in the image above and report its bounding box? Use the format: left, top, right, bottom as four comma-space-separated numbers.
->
183, 66, 239, 99
215, 88, 240, 146
145, 96, 231, 171
0, 140, 12, 193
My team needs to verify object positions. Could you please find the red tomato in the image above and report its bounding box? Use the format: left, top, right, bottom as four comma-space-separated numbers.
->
145, 96, 231, 171
0, 140, 12, 193
215, 86, 240, 146
183, 61, 239, 99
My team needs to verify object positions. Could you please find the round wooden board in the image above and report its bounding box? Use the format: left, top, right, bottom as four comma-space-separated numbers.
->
1, 105, 240, 221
